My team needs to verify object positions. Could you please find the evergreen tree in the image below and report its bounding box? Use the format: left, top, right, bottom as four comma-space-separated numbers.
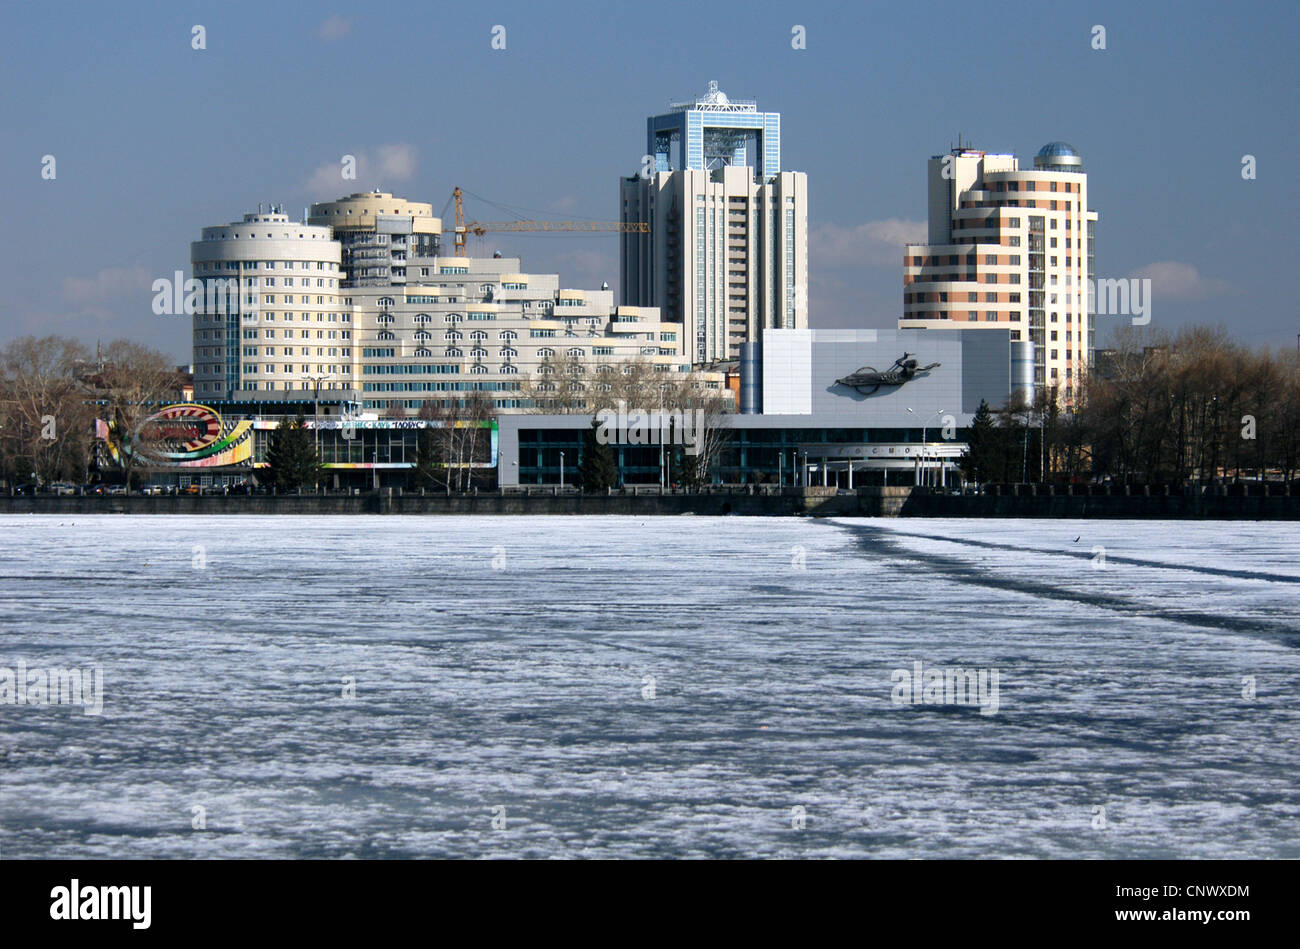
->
675, 446, 705, 489
265, 412, 320, 491
960, 399, 998, 484
579, 419, 617, 491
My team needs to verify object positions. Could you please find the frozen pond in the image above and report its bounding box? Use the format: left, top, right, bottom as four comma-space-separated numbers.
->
1, 514, 1297, 858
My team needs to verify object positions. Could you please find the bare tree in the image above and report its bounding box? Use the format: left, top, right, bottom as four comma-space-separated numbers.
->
417, 391, 494, 491
0, 336, 94, 487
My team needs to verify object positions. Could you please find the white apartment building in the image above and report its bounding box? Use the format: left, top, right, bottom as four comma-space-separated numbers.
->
345, 258, 702, 412
190, 209, 345, 398
900, 142, 1098, 405
191, 208, 708, 411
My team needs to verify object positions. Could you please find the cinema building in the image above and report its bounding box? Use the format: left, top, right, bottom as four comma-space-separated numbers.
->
498, 327, 1033, 488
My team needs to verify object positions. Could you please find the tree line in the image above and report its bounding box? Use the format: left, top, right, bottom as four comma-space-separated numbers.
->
962, 325, 1300, 486
0, 335, 178, 488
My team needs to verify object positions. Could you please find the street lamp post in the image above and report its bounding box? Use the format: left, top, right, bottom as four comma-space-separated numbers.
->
559, 451, 565, 491
908, 408, 946, 488
303, 373, 332, 457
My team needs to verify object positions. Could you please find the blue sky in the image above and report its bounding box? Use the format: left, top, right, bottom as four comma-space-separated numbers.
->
2, 0, 1296, 361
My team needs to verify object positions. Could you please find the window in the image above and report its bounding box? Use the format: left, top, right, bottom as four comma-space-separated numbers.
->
537, 348, 555, 358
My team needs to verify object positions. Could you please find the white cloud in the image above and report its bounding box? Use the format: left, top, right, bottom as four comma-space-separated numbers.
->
1127, 261, 1230, 300
302, 144, 418, 195
61, 265, 151, 319
316, 15, 352, 42
810, 218, 926, 268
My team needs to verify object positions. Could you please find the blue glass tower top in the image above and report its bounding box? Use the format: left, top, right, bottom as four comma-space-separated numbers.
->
647, 81, 781, 179
1033, 141, 1085, 173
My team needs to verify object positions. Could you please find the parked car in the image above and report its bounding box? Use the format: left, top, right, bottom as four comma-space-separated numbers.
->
104, 485, 128, 496
141, 485, 163, 496
50, 482, 77, 496
13, 484, 36, 495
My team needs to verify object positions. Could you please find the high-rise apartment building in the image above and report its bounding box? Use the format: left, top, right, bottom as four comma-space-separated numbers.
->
190, 209, 345, 398
621, 83, 808, 366
900, 142, 1097, 404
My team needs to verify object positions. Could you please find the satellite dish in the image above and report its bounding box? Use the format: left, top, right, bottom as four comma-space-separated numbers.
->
601, 281, 609, 291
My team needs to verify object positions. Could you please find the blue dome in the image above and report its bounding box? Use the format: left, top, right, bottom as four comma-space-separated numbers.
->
1037, 141, 1079, 158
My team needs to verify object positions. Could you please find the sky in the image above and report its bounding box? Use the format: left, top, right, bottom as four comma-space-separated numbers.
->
1, 0, 1296, 363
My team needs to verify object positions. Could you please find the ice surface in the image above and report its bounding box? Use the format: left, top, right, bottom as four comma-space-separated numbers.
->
0, 514, 1296, 858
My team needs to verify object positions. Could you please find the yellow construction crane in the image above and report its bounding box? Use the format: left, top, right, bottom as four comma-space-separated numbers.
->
450, 187, 649, 257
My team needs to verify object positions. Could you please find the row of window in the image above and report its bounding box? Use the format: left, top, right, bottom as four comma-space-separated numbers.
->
241, 347, 350, 357
197, 261, 338, 271
241, 364, 347, 375
233, 329, 350, 340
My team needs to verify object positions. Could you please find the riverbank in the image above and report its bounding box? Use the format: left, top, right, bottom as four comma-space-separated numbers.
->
4, 484, 1299, 518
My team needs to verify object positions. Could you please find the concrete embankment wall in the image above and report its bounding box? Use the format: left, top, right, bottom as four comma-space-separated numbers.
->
0, 491, 809, 517
899, 485, 1300, 519
4, 485, 1297, 518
